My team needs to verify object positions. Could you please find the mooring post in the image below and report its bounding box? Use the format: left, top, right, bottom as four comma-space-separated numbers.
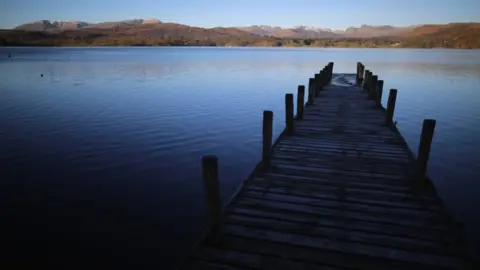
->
385, 89, 398, 125
314, 73, 321, 97
368, 75, 378, 100
328, 62, 334, 82
359, 64, 365, 85
297, 85, 305, 120
201, 155, 221, 241
417, 119, 436, 181
262, 110, 273, 168
285, 93, 294, 135
376, 80, 384, 108
320, 68, 326, 86
307, 78, 314, 105
356, 62, 361, 84
363, 70, 370, 91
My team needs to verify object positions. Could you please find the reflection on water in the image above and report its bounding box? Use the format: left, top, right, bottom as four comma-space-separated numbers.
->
1, 47, 479, 268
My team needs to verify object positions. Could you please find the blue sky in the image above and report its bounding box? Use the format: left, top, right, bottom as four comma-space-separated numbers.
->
1, 0, 479, 29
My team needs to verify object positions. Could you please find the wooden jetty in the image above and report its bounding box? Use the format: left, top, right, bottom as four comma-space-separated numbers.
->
178, 62, 472, 270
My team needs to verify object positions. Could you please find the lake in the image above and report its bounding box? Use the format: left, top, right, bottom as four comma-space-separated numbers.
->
1, 47, 479, 268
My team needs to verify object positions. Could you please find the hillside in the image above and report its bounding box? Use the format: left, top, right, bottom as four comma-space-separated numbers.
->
1, 20, 479, 48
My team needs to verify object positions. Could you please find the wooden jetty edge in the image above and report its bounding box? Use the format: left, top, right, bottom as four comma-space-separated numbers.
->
177, 62, 473, 270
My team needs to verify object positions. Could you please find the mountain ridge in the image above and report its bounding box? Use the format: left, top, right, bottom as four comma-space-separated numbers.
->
11, 19, 440, 38
2, 20, 479, 48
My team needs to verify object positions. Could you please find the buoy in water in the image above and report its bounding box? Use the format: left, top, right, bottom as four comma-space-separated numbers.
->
8, 53, 11, 58
41, 74, 43, 77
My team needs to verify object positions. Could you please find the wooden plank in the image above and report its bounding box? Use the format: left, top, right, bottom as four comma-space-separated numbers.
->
242, 183, 441, 211
269, 163, 408, 181
238, 190, 445, 224
233, 197, 450, 230
221, 224, 465, 269
223, 214, 459, 255
226, 206, 458, 244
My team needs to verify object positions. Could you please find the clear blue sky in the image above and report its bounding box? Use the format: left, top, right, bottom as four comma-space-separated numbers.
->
1, 0, 479, 29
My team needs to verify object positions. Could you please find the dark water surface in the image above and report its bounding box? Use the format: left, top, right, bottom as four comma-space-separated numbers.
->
1, 47, 479, 268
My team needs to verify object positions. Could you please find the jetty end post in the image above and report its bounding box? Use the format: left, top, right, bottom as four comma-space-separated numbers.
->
376, 80, 384, 108
368, 75, 378, 100
262, 110, 274, 168
417, 119, 436, 181
202, 155, 221, 242
359, 64, 365, 85
285, 93, 294, 135
297, 85, 305, 120
307, 78, 314, 105
385, 89, 398, 125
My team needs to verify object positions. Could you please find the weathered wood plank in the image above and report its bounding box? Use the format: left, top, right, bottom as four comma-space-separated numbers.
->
226, 206, 458, 244
242, 183, 441, 211
224, 214, 459, 255
218, 235, 454, 270
238, 190, 445, 222
221, 224, 465, 269
233, 197, 450, 230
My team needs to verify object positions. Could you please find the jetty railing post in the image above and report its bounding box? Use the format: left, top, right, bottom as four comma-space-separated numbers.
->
376, 80, 384, 108
417, 119, 436, 181
307, 78, 314, 105
359, 64, 365, 85
285, 93, 294, 135
314, 73, 321, 97
262, 110, 273, 168
356, 62, 360, 83
201, 155, 221, 242
385, 89, 398, 125
363, 69, 370, 91
328, 62, 334, 82
297, 85, 305, 120
368, 75, 378, 100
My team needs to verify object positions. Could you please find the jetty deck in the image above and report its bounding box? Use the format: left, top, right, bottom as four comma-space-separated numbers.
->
178, 63, 471, 270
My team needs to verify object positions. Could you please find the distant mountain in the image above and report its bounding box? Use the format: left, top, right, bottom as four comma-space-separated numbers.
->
237, 25, 341, 38
3, 19, 479, 48
14, 19, 162, 31
14, 20, 89, 31
238, 24, 413, 38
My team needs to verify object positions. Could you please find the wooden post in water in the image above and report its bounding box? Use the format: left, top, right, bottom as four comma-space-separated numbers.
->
368, 75, 378, 100
385, 89, 398, 125
376, 80, 384, 108
328, 62, 334, 82
359, 64, 365, 85
356, 62, 361, 84
314, 73, 321, 97
201, 155, 221, 241
417, 119, 436, 181
363, 70, 370, 91
307, 78, 314, 105
297, 85, 305, 120
285, 93, 294, 135
262, 110, 273, 168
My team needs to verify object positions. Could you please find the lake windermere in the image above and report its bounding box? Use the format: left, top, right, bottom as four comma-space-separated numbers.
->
1, 47, 479, 268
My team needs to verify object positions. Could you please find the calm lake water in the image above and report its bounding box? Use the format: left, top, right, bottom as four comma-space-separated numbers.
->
1, 47, 479, 268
